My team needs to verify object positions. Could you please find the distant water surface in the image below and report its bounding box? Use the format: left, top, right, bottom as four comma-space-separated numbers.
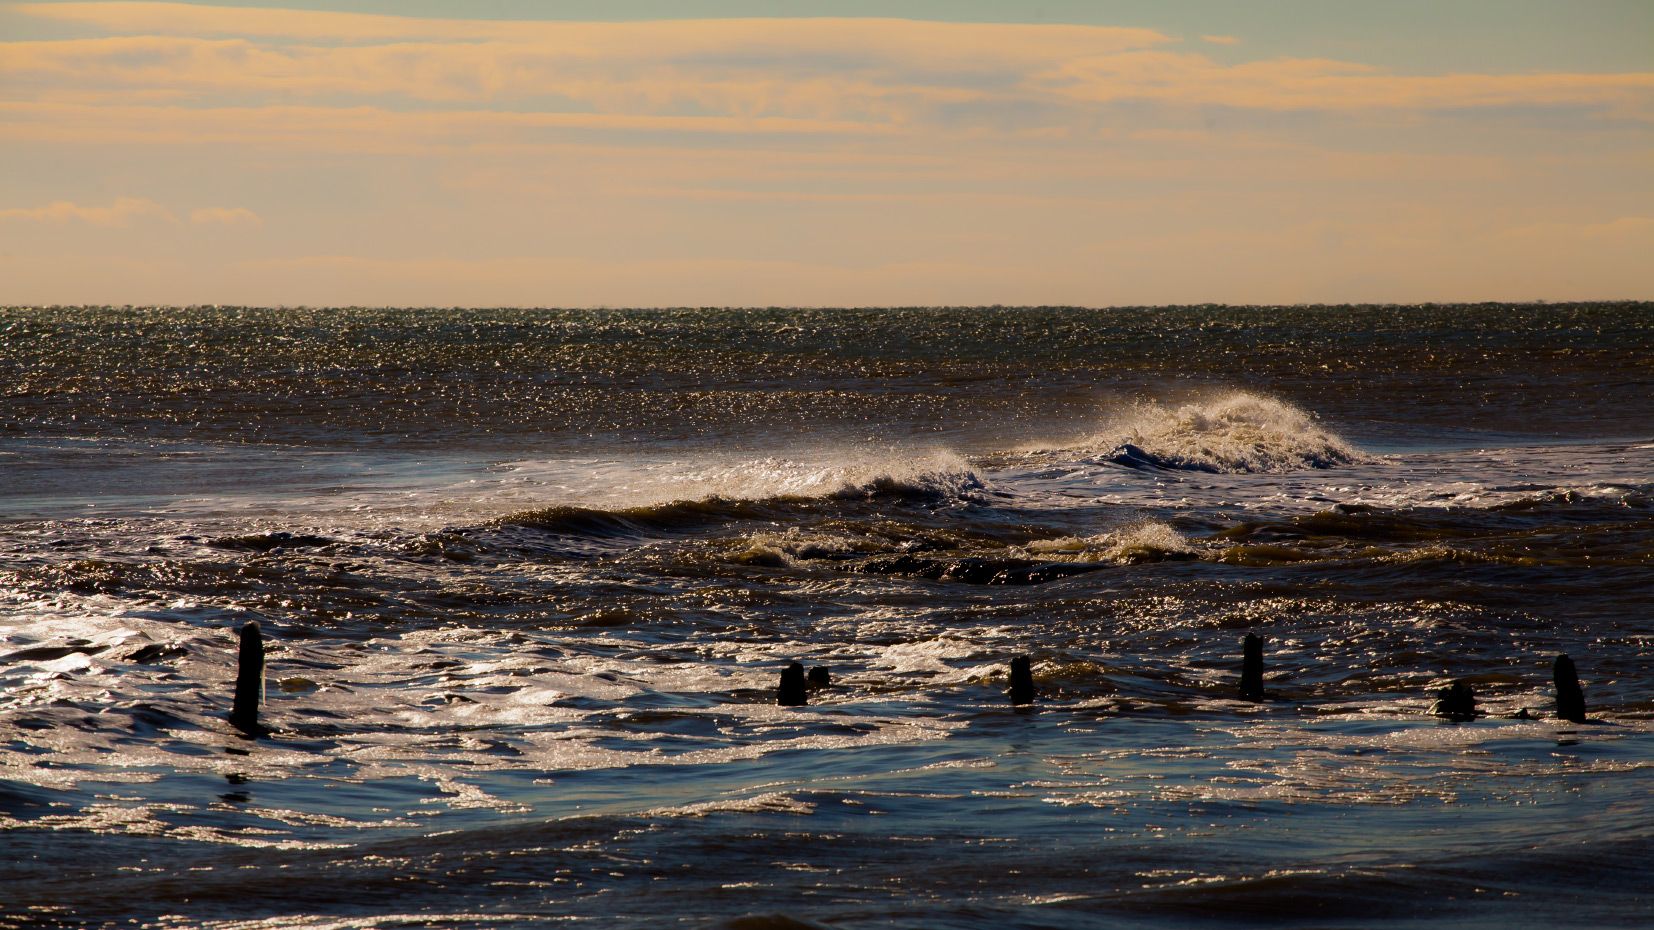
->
1, 304, 1650, 929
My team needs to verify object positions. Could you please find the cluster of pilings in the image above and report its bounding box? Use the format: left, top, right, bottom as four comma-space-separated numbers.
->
224, 622, 1593, 737
777, 661, 830, 706
779, 633, 1592, 720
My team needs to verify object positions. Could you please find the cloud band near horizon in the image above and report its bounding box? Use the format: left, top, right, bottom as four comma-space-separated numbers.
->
1, 1, 1650, 306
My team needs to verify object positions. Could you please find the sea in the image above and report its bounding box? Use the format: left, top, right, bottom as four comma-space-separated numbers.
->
1, 304, 1650, 929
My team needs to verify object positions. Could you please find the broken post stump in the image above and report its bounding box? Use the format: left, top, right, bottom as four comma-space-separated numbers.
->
1554, 654, 1587, 723
806, 666, 830, 690
778, 662, 807, 706
229, 620, 265, 735
1240, 633, 1265, 702
1008, 655, 1035, 706
1429, 680, 1478, 721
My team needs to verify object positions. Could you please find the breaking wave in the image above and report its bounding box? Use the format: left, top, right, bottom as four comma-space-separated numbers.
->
494, 450, 983, 539
1023, 523, 1201, 564
1082, 393, 1360, 473
730, 529, 880, 567
672, 451, 983, 502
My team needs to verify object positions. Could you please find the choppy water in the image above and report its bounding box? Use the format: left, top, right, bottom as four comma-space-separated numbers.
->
2, 304, 1651, 929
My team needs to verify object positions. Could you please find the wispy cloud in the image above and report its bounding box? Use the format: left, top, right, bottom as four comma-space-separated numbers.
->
189, 206, 262, 227
15, 3, 1169, 56
0, 196, 263, 229
0, 196, 174, 226
1033, 52, 1654, 114
0, 101, 895, 153
2, 3, 1649, 305
6, 4, 1651, 129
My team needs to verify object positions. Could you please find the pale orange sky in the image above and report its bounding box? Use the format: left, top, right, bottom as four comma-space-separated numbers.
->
1, 1, 1651, 306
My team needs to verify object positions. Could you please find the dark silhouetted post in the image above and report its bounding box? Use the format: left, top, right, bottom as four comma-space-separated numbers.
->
1554, 654, 1586, 723
1429, 680, 1477, 721
778, 662, 807, 706
1240, 633, 1265, 702
229, 621, 265, 735
806, 666, 830, 690
1008, 655, 1035, 706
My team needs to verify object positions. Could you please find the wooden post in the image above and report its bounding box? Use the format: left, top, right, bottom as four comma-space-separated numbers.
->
229, 621, 265, 735
1240, 633, 1265, 702
1008, 655, 1035, 706
1429, 680, 1477, 721
777, 662, 807, 706
1554, 654, 1587, 723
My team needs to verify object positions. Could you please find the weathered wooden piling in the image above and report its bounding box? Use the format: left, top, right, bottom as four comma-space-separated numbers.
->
1429, 680, 1478, 721
1554, 654, 1587, 723
1008, 655, 1035, 706
806, 666, 830, 690
778, 662, 808, 706
1239, 633, 1265, 702
229, 620, 265, 735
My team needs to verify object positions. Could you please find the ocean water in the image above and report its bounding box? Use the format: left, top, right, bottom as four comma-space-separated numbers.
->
1, 304, 1650, 929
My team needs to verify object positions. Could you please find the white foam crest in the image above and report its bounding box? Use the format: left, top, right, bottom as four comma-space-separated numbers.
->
1347, 480, 1650, 512
647, 791, 818, 818
1023, 522, 1200, 563
197, 915, 530, 930
873, 636, 984, 678
2, 443, 986, 529
490, 447, 983, 516
731, 528, 877, 567
672, 449, 983, 501
1058, 392, 1360, 474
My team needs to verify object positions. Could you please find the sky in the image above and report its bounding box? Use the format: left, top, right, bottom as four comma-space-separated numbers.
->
1, 0, 1651, 307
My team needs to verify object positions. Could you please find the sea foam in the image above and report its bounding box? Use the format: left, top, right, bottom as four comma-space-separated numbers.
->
1023, 523, 1201, 563
1081, 392, 1361, 473
674, 450, 983, 502
493, 449, 983, 537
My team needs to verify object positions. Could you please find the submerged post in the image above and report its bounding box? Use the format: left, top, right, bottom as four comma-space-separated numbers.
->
806, 666, 830, 690
1240, 633, 1265, 702
778, 662, 807, 706
1554, 654, 1587, 723
1008, 655, 1035, 706
229, 620, 265, 735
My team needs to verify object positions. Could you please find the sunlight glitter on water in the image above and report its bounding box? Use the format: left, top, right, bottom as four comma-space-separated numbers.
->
3, 305, 1651, 928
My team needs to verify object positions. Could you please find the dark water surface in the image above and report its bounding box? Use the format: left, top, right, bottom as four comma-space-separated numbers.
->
1, 304, 1651, 928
